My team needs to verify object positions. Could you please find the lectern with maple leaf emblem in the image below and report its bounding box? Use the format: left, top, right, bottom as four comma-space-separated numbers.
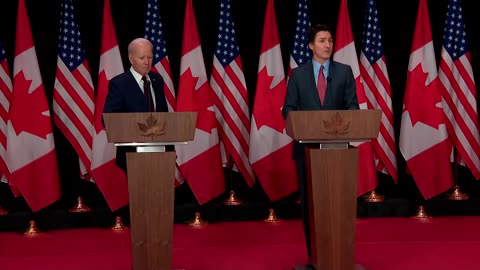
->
286, 109, 381, 270
103, 112, 196, 270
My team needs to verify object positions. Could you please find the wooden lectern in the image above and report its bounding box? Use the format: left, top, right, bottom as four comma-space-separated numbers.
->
286, 110, 381, 270
103, 112, 197, 270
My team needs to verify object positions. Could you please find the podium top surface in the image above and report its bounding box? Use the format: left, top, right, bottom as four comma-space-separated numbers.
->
285, 109, 382, 143
103, 112, 197, 144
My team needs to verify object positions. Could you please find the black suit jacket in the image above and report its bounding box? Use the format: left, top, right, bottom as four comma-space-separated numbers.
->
103, 70, 169, 171
282, 60, 359, 159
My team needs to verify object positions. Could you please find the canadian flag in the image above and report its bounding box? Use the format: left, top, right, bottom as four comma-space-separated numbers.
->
90, 0, 129, 211
333, 0, 377, 196
6, 0, 60, 211
175, 0, 225, 204
399, 0, 453, 199
249, 0, 298, 201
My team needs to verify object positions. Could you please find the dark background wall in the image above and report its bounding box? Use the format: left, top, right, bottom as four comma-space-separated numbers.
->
0, 0, 479, 212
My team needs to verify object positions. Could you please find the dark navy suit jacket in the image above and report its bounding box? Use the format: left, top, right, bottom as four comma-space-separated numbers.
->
103, 70, 169, 171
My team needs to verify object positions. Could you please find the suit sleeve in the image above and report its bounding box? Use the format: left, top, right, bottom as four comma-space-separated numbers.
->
153, 74, 169, 112
343, 65, 359, 110
103, 77, 124, 113
282, 69, 300, 119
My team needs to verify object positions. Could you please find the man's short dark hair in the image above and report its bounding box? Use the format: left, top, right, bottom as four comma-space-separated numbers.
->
308, 24, 333, 44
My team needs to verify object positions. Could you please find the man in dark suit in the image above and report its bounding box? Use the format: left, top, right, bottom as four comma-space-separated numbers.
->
103, 37, 169, 171
282, 24, 359, 262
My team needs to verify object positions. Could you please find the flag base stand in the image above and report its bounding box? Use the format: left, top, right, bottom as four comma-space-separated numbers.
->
364, 190, 384, 202
223, 190, 243, 206
447, 185, 469, 200
411, 206, 432, 221
188, 212, 207, 227
24, 220, 41, 236
110, 216, 128, 232
264, 208, 280, 223
0, 205, 7, 216
69, 196, 91, 213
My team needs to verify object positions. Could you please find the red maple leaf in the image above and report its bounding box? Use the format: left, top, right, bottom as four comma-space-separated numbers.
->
10, 71, 52, 139
177, 68, 216, 133
404, 65, 443, 128
253, 68, 287, 133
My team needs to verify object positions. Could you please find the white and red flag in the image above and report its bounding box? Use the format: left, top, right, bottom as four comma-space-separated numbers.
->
52, 0, 95, 180
210, 0, 254, 186
334, 0, 377, 196
6, 0, 61, 211
249, 0, 298, 201
438, 0, 480, 178
91, 0, 129, 211
144, 0, 184, 186
360, 0, 397, 181
399, 0, 453, 199
175, 0, 225, 204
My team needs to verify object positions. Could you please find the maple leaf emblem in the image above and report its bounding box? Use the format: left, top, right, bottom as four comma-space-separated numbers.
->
253, 68, 287, 132
10, 71, 52, 139
404, 65, 443, 128
177, 68, 217, 133
137, 114, 166, 137
322, 112, 350, 135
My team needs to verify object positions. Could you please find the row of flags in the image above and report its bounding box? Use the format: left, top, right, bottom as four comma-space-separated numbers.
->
0, 0, 478, 212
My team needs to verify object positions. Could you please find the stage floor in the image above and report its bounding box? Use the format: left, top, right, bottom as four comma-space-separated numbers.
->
1, 216, 479, 270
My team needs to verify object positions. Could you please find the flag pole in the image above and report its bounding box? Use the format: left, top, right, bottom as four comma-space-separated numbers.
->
223, 154, 243, 206
447, 149, 468, 200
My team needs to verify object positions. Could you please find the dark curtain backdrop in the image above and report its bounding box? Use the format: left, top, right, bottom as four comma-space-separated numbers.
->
0, 0, 479, 209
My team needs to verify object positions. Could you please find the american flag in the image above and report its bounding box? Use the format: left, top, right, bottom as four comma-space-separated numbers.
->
210, 0, 254, 186
288, 0, 311, 76
359, 0, 397, 181
0, 36, 12, 183
144, 0, 176, 112
52, 0, 95, 179
438, 0, 480, 178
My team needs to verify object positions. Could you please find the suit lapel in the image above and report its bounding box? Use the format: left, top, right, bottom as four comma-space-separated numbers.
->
305, 61, 322, 108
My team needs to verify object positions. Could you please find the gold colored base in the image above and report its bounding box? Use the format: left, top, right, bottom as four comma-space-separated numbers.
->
24, 220, 41, 236
364, 190, 384, 202
223, 190, 243, 206
69, 197, 91, 213
447, 185, 469, 200
110, 216, 127, 232
188, 212, 207, 227
264, 208, 280, 223
412, 206, 432, 221
0, 206, 7, 216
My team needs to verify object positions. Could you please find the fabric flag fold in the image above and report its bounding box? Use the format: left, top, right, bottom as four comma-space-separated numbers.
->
52, 0, 95, 181
438, 0, 480, 179
6, 0, 61, 211
176, 0, 225, 204
91, 0, 129, 211
359, 0, 397, 181
210, 0, 254, 187
399, 0, 453, 199
249, 0, 298, 202
334, 0, 378, 196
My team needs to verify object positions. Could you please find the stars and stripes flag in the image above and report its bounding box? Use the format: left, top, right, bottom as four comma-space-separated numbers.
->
176, 0, 225, 204
288, 0, 311, 77
359, 0, 397, 181
6, 0, 61, 211
0, 36, 12, 184
210, 0, 254, 186
52, 0, 95, 180
144, 0, 184, 185
438, 0, 480, 178
399, 0, 453, 199
91, 0, 129, 211
333, 0, 378, 196
249, 0, 298, 201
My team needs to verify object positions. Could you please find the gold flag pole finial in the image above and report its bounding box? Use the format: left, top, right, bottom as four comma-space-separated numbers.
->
188, 212, 207, 227
264, 208, 280, 223
110, 216, 128, 232
69, 196, 91, 213
24, 220, 41, 236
